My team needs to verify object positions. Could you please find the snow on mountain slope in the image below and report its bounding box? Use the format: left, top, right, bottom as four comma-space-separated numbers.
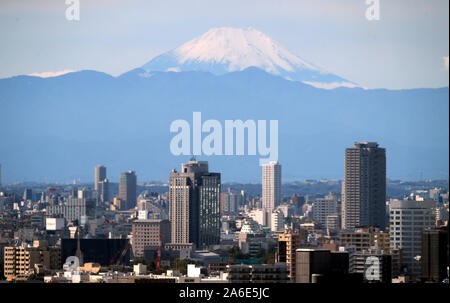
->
141, 27, 357, 89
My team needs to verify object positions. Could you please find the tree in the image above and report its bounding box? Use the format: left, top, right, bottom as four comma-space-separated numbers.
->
261, 244, 277, 264
228, 245, 250, 260
255, 248, 266, 259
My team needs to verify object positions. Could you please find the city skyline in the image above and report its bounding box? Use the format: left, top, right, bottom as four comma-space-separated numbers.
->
0, 154, 448, 186
1, 137, 448, 284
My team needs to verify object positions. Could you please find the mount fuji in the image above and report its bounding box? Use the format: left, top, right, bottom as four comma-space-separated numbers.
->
141, 27, 357, 89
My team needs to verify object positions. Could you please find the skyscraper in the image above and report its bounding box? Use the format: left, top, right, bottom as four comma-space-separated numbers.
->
169, 158, 221, 248
94, 165, 106, 192
119, 171, 137, 210
262, 161, 281, 210
342, 142, 386, 230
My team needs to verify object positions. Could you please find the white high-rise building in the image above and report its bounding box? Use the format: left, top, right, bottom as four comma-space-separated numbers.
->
262, 161, 281, 210
389, 196, 436, 277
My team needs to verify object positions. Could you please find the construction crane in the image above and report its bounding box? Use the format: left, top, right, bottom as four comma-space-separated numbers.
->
111, 231, 134, 266
116, 242, 131, 265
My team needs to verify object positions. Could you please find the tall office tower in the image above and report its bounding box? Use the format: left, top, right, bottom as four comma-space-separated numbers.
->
262, 161, 282, 210
119, 171, 137, 210
421, 225, 449, 282
98, 178, 110, 203
94, 165, 106, 191
342, 142, 386, 230
169, 158, 221, 248
389, 197, 436, 277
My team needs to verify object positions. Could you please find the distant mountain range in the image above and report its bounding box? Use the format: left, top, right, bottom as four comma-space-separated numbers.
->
142, 27, 357, 89
0, 28, 448, 183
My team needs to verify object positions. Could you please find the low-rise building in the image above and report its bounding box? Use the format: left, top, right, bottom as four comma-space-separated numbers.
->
226, 263, 288, 283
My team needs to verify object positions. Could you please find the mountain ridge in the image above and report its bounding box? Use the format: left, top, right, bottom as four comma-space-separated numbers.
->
0, 67, 448, 183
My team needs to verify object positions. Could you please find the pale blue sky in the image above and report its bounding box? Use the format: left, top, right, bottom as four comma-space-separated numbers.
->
0, 0, 448, 89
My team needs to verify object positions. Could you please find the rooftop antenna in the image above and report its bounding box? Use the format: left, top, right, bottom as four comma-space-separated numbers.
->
76, 227, 83, 266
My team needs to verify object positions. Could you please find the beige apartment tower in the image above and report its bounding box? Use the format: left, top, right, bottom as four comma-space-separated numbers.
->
278, 229, 307, 280
3, 241, 61, 281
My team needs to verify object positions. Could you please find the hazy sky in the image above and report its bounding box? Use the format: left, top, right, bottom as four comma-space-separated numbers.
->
0, 0, 448, 89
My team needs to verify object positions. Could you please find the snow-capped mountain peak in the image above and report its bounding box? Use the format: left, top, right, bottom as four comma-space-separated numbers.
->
141, 27, 357, 89
174, 27, 318, 73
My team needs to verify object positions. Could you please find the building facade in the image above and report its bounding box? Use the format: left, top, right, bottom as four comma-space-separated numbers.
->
98, 178, 110, 203
119, 171, 137, 210
226, 264, 288, 283
132, 219, 171, 258
342, 142, 386, 230
169, 159, 221, 249
46, 197, 96, 223
312, 193, 339, 228
94, 165, 106, 192
3, 241, 61, 281
278, 229, 308, 280
389, 198, 436, 277
421, 225, 449, 282
262, 161, 281, 210
295, 249, 350, 283
338, 227, 390, 253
